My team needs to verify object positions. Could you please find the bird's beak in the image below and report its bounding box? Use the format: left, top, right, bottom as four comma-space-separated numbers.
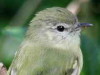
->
77, 23, 93, 28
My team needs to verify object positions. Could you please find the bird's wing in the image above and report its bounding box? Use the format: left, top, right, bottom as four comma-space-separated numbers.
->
71, 60, 79, 75
65, 58, 80, 75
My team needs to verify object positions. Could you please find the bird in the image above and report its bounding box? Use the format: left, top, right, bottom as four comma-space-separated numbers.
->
7, 7, 92, 75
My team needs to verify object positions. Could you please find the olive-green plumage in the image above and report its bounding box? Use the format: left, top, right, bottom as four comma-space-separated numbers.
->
7, 7, 83, 75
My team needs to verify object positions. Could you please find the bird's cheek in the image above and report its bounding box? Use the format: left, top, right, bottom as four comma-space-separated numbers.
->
62, 31, 69, 37
45, 31, 55, 41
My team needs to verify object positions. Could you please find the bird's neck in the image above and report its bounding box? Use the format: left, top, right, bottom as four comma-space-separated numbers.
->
24, 34, 80, 52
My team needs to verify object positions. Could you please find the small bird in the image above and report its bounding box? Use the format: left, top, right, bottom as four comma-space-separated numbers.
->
7, 7, 92, 75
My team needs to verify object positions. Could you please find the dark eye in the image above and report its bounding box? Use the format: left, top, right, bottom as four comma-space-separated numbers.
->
57, 26, 65, 32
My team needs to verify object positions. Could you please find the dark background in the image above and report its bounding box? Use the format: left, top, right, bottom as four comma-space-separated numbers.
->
0, 0, 100, 75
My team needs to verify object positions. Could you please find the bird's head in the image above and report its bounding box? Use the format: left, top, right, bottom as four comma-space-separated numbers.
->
27, 7, 92, 48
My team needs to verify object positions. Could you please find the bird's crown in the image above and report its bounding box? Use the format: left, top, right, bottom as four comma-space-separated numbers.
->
33, 7, 78, 25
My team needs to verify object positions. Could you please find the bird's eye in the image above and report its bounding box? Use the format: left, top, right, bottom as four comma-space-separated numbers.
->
57, 26, 65, 32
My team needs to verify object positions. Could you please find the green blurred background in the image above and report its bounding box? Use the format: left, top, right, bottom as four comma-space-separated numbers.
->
0, 0, 100, 75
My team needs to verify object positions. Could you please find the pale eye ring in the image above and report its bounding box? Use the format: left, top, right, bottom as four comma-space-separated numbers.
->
57, 25, 65, 32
